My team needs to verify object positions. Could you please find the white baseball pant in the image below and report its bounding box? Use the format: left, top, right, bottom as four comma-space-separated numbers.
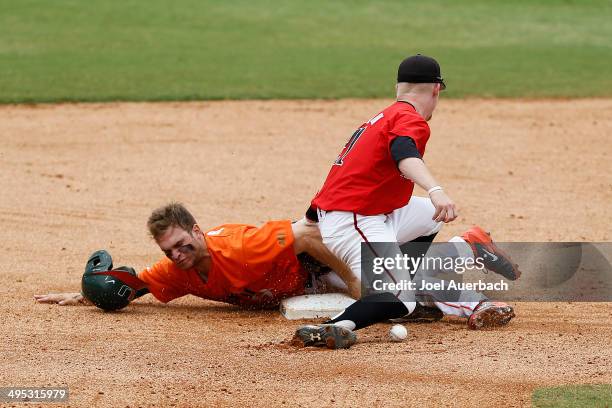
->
317, 196, 484, 318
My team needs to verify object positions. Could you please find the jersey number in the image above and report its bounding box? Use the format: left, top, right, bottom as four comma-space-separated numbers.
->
334, 127, 366, 166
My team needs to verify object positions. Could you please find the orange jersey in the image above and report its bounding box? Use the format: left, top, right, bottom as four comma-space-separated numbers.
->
138, 220, 307, 308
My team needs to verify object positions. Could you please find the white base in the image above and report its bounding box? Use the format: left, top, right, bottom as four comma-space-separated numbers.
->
280, 293, 355, 320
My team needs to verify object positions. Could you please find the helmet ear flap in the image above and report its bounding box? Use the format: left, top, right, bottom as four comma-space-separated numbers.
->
84, 250, 113, 275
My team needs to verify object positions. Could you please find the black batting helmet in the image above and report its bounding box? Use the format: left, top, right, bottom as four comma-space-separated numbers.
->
81, 250, 148, 311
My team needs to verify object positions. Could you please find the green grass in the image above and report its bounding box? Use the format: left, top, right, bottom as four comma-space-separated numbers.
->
1, 0, 612, 102
532, 384, 612, 407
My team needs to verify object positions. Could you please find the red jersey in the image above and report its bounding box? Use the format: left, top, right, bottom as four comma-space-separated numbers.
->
312, 102, 430, 215
138, 221, 307, 308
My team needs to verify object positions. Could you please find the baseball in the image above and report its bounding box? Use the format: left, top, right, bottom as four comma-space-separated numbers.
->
389, 324, 408, 342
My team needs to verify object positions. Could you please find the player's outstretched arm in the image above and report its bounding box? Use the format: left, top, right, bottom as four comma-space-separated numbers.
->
34, 293, 92, 306
398, 157, 457, 223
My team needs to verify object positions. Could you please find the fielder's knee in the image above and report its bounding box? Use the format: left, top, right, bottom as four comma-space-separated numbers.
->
429, 221, 443, 235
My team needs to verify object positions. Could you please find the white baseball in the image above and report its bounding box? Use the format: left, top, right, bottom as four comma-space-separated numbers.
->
389, 324, 408, 342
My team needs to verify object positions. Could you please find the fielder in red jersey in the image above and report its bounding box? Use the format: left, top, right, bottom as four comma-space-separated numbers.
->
295, 55, 518, 349
307, 54, 459, 322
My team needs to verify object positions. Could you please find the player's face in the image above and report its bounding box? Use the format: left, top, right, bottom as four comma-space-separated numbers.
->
156, 225, 204, 270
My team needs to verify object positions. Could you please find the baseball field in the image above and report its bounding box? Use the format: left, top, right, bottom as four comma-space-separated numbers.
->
1, 1, 611, 407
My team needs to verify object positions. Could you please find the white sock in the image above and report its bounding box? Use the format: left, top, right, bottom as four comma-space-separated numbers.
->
449, 236, 475, 260
333, 320, 356, 331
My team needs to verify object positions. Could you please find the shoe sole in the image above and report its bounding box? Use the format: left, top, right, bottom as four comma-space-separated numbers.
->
468, 306, 515, 330
466, 227, 522, 280
293, 325, 357, 349
481, 241, 522, 280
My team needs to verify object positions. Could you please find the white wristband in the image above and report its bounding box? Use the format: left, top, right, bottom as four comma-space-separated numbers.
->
427, 186, 443, 195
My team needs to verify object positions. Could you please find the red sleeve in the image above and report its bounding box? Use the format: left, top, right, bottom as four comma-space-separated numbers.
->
138, 259, 189, 303
389, 114, 430, 154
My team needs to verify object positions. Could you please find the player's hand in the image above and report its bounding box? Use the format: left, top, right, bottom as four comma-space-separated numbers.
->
34, 292, 91, 306
429, 190, 458, 223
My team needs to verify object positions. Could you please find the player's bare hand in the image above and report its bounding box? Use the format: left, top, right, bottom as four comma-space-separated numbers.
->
430, 190, 458, 223
34, 292, 91, 306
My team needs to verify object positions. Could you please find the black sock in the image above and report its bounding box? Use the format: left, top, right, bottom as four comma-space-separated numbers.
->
325, 233, 438, 331
400, 232, 438, 256
326, 292, 408, 330
412, 232, 438, 243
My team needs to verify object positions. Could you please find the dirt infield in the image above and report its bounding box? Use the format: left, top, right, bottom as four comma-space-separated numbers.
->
1, 99, 611, 407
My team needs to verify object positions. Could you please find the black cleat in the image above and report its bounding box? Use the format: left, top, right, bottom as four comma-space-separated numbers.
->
462, 226, 522, 281
468, 301, 515, 330
390, 304, 444, 323
292, 324, 357, 349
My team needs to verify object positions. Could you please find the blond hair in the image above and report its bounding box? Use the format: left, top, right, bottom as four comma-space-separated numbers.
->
147, 202, 196, 239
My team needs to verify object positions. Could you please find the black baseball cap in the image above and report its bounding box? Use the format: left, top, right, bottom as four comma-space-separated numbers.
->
397, 54, 446, 90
